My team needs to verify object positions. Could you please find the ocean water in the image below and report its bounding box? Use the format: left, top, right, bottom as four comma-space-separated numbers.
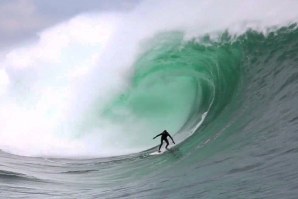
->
1, 0, 298, 198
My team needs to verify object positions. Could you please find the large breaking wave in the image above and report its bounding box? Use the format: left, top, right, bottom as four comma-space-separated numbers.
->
0, 0, 298, 158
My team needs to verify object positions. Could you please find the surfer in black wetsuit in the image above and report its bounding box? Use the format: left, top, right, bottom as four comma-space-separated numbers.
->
153, 130, 175, 153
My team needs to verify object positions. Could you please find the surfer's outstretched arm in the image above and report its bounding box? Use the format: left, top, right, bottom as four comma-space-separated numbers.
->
153, 133, 162, 139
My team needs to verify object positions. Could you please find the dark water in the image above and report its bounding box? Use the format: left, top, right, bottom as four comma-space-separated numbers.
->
1, 25, 298, 198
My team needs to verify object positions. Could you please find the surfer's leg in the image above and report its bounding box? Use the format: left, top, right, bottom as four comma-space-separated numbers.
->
165, 139, 169, 150
158, 140, 163, 152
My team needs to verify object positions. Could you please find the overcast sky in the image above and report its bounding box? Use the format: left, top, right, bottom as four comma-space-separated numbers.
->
0, 0, 140, 49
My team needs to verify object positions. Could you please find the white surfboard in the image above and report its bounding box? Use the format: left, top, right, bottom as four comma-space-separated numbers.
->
149, 145, 174, 156
149, 150, 166, 155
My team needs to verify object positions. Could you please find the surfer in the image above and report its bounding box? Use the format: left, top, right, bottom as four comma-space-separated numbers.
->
153, 130, 175, 153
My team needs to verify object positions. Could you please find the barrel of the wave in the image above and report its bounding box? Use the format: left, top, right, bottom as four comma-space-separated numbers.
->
100, 33, 243, 153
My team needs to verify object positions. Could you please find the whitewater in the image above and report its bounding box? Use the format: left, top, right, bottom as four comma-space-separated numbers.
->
1, 0, 298, 198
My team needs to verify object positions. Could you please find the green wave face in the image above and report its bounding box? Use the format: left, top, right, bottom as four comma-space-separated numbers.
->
96, 25, 298, 157
91, 26, 298, 183
101, 32, 242, 146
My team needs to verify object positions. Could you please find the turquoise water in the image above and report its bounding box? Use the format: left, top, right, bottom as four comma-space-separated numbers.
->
1, 25, 298, 199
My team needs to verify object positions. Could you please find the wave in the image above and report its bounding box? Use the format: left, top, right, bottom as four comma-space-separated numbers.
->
0, 170, 42, 182
0, 0, 298, 158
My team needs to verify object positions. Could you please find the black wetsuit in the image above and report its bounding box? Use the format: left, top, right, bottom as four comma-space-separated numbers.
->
153, 130, 175, 152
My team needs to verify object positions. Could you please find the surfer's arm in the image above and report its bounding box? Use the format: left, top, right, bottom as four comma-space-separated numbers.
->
169, 134, 175, 144
153, 133, 162, 139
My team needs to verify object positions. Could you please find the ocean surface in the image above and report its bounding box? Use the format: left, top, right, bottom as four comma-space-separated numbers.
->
1, 0, 298, 198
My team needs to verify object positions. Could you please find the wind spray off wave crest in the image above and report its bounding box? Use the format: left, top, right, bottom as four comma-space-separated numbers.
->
0, 13, 123, 157
0, 0, 298, 158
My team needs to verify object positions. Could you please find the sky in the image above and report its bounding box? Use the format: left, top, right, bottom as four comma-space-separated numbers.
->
0, 0, 140, 49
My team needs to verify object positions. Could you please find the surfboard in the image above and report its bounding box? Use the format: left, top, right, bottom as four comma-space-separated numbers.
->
149, 146, 174, 156
149, 150, 166, 155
